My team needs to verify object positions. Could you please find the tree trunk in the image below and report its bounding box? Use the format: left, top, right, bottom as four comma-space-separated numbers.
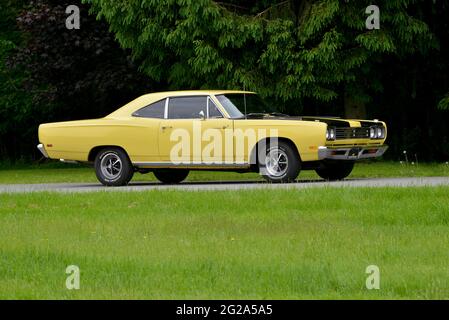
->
344, 94, 367, 119
294, 0, 312, 26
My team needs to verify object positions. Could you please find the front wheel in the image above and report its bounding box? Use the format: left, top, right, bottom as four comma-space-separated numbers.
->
260, 141, 301, 183
94, 148, 134, 186
315, 161, 355, 181
153, 169, 189, 184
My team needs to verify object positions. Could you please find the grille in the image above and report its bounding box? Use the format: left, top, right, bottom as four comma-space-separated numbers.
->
335, 127, 370, 140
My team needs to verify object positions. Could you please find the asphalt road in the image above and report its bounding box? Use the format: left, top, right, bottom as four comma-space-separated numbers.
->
0, 177, 449, 194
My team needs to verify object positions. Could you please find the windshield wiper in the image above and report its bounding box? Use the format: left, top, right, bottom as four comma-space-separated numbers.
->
269, 112, 289, 117
244, 112, 290, 118
245, 113, 266, 118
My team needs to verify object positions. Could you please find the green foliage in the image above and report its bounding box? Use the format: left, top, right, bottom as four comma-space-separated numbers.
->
438, 93, 449, 110
12, 1, 151, 119
0, 0, 448, 161
0, 0, 34, 159
84, 0, 436, 106
1, 0, 152, 160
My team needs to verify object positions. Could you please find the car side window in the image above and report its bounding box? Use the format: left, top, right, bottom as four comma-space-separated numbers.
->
208, 100, 223, 118
132, 99, 166, 118
168, 97, 207, 119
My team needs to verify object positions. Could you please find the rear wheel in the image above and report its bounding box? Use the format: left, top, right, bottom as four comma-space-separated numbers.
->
153, 169, 189, 184
94, 148, 134, 186
259, 141, 301, 183
315, 161, 355, 181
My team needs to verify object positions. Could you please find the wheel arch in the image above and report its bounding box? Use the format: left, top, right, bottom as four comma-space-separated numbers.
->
88, 145, 131, 163
249, 137, 302, 167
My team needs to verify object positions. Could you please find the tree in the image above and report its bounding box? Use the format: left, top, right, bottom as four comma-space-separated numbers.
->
84, 0, 436, 116
2, 0, 448, 161
12, 0, 153, 120
1, 0, 153, 160
0, 0, 33, 160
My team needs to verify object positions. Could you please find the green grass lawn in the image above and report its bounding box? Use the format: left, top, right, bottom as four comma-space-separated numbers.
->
0, 161, 449, 184
1, 187, 448, 299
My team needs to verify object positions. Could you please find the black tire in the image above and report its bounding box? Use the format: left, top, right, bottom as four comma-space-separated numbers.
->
259, 141, 301, 183
94, 147, 134, 186
153, 169, 189, 184
315, 161, 355, 181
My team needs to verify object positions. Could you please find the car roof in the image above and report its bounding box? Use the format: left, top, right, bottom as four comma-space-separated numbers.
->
107, 90, 255, 118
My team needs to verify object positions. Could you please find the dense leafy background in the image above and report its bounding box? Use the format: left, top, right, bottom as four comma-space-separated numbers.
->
0, 0, 154, 160
1, 0, 449, 161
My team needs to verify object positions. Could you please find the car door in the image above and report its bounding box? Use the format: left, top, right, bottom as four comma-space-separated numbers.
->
158, 96, 206, 164
200, 97, 233, 164
158, 96, 233, 164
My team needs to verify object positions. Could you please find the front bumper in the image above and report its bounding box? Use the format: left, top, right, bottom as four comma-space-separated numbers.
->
37, 144, 49, 158
318, 145, 388, 160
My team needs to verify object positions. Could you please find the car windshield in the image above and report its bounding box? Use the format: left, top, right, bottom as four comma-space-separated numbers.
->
215, 93, 285, 119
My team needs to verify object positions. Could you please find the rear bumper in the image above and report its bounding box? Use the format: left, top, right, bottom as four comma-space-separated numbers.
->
318, 145, 388, 160
37, 144, 49, 158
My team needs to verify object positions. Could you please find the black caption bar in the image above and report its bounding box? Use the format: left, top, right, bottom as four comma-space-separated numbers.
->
1, 300, 446, 318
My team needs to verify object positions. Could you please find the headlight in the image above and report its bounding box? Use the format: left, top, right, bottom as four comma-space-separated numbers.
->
326, 127, 336, 141
376, 127, 383, 138
370, 126, 385, 139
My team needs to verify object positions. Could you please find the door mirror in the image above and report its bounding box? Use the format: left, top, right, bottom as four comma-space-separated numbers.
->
199, 110, 205, 120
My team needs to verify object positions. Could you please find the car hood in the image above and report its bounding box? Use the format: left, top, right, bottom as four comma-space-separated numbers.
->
246, 116, 384, 128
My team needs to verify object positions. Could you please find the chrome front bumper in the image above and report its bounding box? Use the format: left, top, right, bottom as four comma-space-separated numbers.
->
37, 144, 49, 158
318, 145, 388, 160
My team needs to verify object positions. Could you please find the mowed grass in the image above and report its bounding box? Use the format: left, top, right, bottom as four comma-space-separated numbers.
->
0, 161, 449, 184
0, 187, 449, 299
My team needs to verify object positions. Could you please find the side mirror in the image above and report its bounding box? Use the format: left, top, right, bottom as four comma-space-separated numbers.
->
199, 110, 206, 120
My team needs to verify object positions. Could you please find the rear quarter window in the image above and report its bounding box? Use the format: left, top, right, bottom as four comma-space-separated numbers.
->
132, 99, 166, 118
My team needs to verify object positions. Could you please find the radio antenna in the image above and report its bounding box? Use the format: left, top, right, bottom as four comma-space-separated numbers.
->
243, 83, 247, 119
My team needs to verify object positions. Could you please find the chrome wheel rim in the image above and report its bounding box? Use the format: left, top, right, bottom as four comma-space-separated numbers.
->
265, 147, 288, 177
100, 153, 122, 180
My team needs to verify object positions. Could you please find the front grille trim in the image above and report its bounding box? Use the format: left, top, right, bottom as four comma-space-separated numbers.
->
335, 127, 370, 140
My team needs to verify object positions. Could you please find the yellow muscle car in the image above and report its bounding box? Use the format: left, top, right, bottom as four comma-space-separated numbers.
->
37, 90, 388, 186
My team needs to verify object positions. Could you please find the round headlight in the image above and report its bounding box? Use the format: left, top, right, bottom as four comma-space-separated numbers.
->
369, 127, 376, 139
376, 127, 383, 138
326, 127, 336, 141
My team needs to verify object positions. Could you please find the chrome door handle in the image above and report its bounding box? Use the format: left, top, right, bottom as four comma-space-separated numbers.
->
161, 126, 173, 130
